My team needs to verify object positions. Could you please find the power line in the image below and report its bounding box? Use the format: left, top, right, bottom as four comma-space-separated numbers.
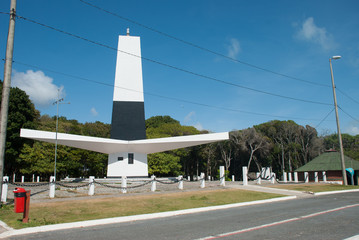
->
314, 108, 335, 129
12, 60, 328, 122
79, 0, 331, 88
337, 88, 359, 106
16, 14, 332, 106
79, 0, 359, 110
338, 106, 359, 123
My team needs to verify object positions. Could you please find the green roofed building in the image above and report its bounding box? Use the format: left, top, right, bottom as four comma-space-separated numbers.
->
295, 150, 359, 185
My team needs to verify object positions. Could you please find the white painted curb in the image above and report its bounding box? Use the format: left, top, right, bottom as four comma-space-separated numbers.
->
313, 189, 359, 196
0, 220, 13, 232
0, 196, 295, 238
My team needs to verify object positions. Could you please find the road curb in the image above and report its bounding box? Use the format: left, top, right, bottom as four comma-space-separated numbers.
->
313, 189, 359, 196
0, 196, 295, 238
240, 185, 306, 195
0, 220, 13, 233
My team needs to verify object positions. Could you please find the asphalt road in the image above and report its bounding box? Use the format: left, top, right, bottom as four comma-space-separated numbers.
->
6, 192, 359, 240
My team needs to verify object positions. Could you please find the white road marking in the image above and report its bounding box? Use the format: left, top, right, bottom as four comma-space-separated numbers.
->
196, 203, 359, 240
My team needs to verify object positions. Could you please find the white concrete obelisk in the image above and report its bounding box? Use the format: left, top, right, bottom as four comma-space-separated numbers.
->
107, 29, 148, 177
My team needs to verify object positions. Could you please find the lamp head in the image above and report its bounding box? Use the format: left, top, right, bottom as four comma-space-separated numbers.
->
331, 55, 341, 60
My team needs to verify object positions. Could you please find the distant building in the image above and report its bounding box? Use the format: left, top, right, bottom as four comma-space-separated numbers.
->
295, 150, 359, 185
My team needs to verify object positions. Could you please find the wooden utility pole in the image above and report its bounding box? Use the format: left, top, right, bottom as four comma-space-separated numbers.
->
0, 0, 17, 203
329, 56, 347, 185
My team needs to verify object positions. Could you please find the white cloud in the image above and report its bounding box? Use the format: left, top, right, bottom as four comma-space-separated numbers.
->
184, 111, 203, 131
91, 107, 98, 116
12, 70, 64, 107
295, 17, 336, 50
194, 122, 204, 131
226, 38, 241, 59
346, 125, 359, 136
184, 111, 195, 123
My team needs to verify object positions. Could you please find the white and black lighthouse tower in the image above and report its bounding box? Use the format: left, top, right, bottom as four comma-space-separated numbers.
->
107, 29, 148, 177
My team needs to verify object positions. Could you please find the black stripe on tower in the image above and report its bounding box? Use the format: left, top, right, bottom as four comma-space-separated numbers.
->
110, 101, 146, 140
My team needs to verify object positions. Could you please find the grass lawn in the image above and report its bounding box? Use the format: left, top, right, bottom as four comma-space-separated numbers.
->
269, 183, 359, 193
0, 189, 282, 229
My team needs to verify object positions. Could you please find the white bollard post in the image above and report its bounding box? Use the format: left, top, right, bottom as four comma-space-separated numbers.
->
37, 176, 40, 182
232, 175, 235, 182
322, 171, 327, 182
13, 173, 15, 183
263, 167, 271, 179
304, 172, 309, 183
242, 166, 248, 186
178, 175, 183, 190
288, 172, 292, 182
1, 176, 9, 203
220, 166, 225, 186
208, 176, 211, 181
88, 176, 95, 196
314, 172, 318, 183
49, 176, 55, 198
256, 172, 261, 185
271, 172, 276, 184
121, 176, 127, 194
32, 174, 35, 182
200, 173, 205, 188
151, 175, 156, 192
187, 176, 190, 181
283, 172, 287, 183
294, 172, 298, 183
21, 176, 25, 183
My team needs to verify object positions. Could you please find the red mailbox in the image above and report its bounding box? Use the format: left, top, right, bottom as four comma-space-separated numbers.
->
13, 187, 26, 213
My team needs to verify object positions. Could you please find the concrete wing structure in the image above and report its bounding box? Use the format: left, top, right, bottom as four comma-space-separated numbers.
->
20, 129, 228, 155
20, 128, 228, 177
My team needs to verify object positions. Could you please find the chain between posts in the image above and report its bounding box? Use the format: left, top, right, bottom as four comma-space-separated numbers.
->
56, 182, 90, 189
93, 180, 152, 189
247, 175, 261, 181
156, 179, 178, 185
8, 181, 48, 187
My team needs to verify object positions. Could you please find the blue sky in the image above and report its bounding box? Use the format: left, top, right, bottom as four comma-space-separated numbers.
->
1, 0, 358, 135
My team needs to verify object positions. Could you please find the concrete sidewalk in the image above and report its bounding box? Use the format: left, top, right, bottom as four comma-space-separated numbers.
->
227, 183, 313, 197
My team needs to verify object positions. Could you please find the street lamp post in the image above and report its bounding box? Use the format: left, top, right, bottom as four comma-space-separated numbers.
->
329, 55, 347, 185
53, 89, 69, 181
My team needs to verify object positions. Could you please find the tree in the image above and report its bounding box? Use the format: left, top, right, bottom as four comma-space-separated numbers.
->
255, 120, 298, 173
298, 125, 322, 165
18, 142, 54, 178
218, 140, 232, 172
323, 133, 359, 161
82, 121, 111, 138
201, 143, 217, 178
145, 116, 179, 129
148, 152, 181, 176
231, 128, 271, 173
0, 81, 39, 175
